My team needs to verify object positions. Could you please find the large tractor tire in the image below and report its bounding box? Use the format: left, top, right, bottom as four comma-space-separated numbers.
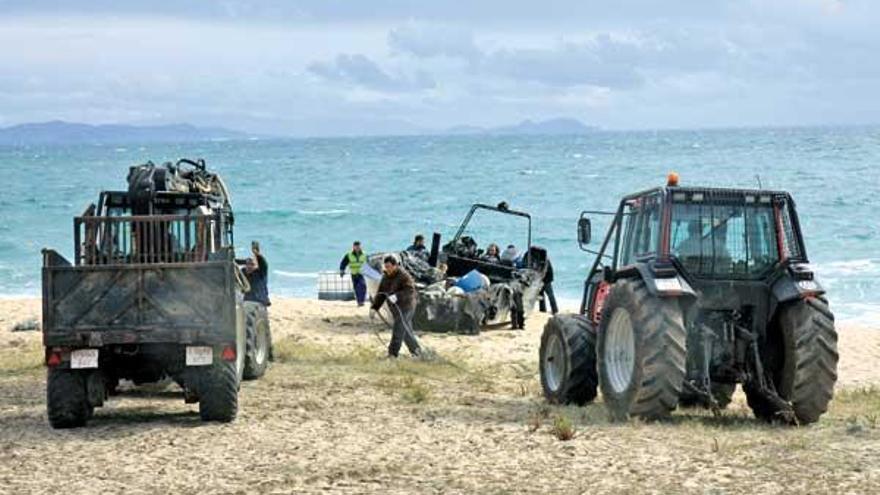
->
746, 296, 838, 424
597, 279, 687, 421
47, 368, 93, 429
539, 314, 598, 405
679, 383, 736, 409
243, 302, 272, 380
198, 360, 239, 423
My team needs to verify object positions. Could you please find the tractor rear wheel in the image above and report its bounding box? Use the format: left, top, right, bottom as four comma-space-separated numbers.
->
47, 368, 92, 429
243, 302, 272, 380
198, 361, 239, 422
539, 314, 598, 405
747, 296, 838, 424
597, 279, 687, 421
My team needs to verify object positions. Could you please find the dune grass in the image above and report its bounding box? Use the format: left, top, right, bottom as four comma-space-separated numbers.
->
0, 340, 43, 377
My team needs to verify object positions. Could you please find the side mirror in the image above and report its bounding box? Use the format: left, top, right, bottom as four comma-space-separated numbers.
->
577, 217, 592, 248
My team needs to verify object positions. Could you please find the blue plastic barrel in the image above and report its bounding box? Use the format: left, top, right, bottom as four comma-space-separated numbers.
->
455, 269, 486, 293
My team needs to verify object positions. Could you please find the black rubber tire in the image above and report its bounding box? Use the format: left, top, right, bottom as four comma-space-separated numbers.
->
539, 314, 598, 405
597, 279, 687, 421
47, 368, 92, 429
679, 383, 736, 409
746, 296, 838, 424
198, 360, 239, 422
243, 302, 271, 380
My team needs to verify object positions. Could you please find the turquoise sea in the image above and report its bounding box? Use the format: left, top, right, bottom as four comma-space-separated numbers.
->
1, 127, 878, 321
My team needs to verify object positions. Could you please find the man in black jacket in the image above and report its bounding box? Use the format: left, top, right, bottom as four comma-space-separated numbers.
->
539, 259, 558, 314
371, 255, 422, 358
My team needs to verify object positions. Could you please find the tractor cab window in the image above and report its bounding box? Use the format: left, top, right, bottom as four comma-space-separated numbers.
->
670, 200, 779, 279
620, 195, 661, 266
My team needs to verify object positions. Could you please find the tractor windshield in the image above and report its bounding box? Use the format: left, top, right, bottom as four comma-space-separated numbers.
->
669, 200, 780, 279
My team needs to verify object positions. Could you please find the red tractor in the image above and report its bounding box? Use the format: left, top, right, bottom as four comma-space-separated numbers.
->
539, 180, 837, 424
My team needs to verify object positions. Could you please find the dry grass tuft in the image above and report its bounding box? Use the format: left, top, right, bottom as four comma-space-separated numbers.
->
399, 376, 432, 404
551, 414, 575, 441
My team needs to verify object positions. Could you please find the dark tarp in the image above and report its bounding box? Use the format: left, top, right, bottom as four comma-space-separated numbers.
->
366, 252, 545, 335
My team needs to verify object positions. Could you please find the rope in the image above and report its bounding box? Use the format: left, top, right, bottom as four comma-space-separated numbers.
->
371, 291, 472, 374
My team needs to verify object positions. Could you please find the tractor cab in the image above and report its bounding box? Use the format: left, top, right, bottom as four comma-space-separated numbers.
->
578, 186, 816, 324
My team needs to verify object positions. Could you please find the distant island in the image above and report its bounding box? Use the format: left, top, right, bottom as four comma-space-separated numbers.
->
0, 117, 598, 144
0, 121, 250, 145
444, 118, 598, 136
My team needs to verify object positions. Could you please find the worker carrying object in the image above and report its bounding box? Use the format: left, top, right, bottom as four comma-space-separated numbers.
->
370, 255, 422, 358
340, 241, 368, 306
242, 241, 271, 306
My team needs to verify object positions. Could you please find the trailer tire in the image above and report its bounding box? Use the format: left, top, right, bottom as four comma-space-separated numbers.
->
198, 360, 239, 422
47, 368, 92, 429
598, 279, 686, 421
539, 314, 598, 405
243, 302, 271, 380
747, 296, 838, 424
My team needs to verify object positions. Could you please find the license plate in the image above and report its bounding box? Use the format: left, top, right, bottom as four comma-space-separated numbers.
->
186, 346, 213, 366
70, 349, 99, 369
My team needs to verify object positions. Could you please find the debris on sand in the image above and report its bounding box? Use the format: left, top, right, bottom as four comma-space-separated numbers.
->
11, 318, 40, 332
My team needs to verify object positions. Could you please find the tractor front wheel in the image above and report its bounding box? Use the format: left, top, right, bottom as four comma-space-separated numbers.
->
597, 279, 687, 421
539, 314, 598, 405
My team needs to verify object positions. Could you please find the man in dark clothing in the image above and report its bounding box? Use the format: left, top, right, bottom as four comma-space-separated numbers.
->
370, 255, 422, 358
539, 259, 558, 315
406, 234, 428, 260
243, 241, 271, 306
339, 241, 368, 306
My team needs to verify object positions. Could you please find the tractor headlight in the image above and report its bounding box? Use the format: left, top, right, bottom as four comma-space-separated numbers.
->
654, 277, 682, 292
797, 280, 820, 292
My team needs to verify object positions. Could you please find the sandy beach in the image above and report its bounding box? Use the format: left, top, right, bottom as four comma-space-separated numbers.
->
1, 297, 879, 494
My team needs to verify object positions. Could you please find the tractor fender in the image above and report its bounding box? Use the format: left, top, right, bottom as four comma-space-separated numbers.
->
632, 264, 697, 299
771, 271, 825, 305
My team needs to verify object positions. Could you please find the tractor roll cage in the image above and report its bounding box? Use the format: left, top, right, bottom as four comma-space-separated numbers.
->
451, 202, 533, 251
578, 186, 809, 314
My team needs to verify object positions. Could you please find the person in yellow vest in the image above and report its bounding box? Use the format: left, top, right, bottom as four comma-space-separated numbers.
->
339, 240, 368, 306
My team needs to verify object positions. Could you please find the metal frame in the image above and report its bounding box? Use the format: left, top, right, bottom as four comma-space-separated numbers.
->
451, 203, 533, 252
74, 213, 228, 266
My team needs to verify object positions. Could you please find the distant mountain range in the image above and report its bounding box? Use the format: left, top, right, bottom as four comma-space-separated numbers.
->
444, 118, 598, 136
0, 117, 597, 145
0, 121, 250, 145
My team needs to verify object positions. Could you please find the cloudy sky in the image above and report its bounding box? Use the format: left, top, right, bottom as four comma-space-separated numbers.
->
0, 0, 877, 135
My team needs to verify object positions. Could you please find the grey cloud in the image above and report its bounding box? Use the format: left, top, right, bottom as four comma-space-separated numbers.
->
388, 24, 480, 60
308, 54, 435, 92
479, 37, 646, 89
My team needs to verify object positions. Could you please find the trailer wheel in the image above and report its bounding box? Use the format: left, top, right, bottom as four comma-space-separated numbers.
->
597, 279, 687, 421
747, 296, 838, 424
243, 302, 271, 380
539, 314, 598, 405
198, 360, 239, 422
47, 368, 92, 429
